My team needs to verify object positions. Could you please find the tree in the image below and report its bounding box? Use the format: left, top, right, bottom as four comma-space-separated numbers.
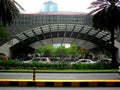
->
54, 46, 68, 61
36, 45, 55, 57
0, 0, 24, 26
89, 0, 120, 68
67, 45, 81, 60
0, 23, 9, 44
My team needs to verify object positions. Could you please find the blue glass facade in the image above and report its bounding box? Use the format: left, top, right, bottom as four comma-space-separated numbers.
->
40, 0, 58, 12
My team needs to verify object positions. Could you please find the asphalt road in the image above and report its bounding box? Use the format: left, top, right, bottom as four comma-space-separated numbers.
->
0, 87, 120, 90
0, 73, 120, 80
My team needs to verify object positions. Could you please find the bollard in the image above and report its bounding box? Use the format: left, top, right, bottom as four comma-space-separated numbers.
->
119, 66, 120, 75
33, 67, 36, 81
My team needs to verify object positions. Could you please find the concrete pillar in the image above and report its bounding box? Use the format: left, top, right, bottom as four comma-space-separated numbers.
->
0, 38, 19, 57
115, 40, 120, 61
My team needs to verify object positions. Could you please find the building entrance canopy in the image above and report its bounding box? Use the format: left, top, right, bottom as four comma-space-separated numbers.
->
15, 23, 111, 50
1, 13, 119, 58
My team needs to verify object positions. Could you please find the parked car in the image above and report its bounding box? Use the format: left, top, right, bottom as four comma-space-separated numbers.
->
22, 60, 32, 63
33, 57, 51, 63
23, 57, 51, 63
71, 59, 96, 64
96, 59, 111, 63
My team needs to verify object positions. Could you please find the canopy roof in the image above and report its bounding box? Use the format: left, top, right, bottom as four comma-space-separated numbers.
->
15, 24, 111, 49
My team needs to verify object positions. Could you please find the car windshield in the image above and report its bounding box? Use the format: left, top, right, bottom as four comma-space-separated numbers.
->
80, 60, 86, 62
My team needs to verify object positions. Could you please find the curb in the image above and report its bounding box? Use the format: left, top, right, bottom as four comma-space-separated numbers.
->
0, 80, 120, 87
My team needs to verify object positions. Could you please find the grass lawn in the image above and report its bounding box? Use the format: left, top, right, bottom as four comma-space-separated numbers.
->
0, 69, 118, 73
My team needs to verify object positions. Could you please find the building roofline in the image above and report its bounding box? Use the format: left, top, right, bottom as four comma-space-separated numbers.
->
20, 11, 88, 16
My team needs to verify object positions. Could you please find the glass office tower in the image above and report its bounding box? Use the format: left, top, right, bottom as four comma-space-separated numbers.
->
40, 0, 58, 12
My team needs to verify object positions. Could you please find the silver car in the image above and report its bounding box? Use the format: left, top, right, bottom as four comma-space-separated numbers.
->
23, 57, 51, 63
96, 59, 111, 63
71, 59, 96, 64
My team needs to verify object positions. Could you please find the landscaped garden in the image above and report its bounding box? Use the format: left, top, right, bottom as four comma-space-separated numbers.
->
0, 59, 119, 73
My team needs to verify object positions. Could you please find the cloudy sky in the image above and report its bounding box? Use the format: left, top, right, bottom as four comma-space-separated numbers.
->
15, 0, 95, 13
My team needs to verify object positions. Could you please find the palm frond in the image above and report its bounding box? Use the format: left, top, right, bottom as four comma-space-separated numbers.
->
92, 8, 107, 30
88, 0, 120, 68
91, 0, 105, 5
13, 0, 25, 11
88, 0, 108, 9
116, 1, 120, 6
89, 8, 103, 15
0, 0, 24, 26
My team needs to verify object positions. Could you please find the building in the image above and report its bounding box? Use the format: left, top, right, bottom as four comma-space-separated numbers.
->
40, 0, 58, 12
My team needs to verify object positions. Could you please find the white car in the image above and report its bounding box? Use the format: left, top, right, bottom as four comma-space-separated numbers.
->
96, 59, 111, 63
71, 59, 96, 64
22, 60, 32, 63
23, 57, 51, 63
32, 57, 51, 63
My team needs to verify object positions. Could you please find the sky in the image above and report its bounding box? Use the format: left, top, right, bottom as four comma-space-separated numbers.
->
15, 0, 95, 13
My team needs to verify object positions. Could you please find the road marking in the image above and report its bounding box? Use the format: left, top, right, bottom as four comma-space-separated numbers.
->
37, 76, 76, 79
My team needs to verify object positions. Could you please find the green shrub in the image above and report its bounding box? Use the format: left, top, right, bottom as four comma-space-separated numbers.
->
71, 62, 111, 70
0, 60, 114, 70
0, 60, 22, 69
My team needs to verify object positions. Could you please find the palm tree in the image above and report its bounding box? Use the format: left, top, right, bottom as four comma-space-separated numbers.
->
0, 23, 9, 45
89, 0, 120, 68
0, 0, 24, 26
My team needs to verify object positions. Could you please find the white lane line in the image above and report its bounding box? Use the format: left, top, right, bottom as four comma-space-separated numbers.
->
37, 77, 76, 79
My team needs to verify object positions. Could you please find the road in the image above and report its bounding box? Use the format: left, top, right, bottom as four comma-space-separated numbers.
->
0, 73, 120, 80
0, 87, 120, 90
